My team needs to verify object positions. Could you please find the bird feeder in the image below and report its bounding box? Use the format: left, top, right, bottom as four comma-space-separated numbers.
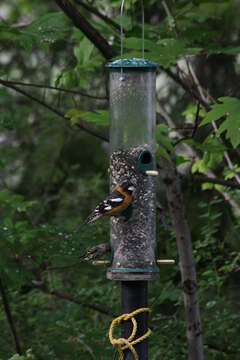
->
106, 58, 159, 281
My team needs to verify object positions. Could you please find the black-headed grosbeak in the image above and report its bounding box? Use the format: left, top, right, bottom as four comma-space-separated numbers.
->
83, 180, 135, 225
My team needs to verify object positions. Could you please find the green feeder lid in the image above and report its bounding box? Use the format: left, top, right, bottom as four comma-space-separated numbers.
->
106, 58, 158, 72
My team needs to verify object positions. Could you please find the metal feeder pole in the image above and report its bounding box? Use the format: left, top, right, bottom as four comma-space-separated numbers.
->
121, 281, 148, 359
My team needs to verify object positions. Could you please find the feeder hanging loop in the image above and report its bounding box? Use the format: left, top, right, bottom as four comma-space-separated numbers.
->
120, 0, 145, 81
120, 0, 125, 81
141, 0, 144, 60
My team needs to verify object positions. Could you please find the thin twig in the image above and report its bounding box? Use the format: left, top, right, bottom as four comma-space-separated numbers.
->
32, 281, 112, 316
166, 65, 240, 177
177, 61, 240, 181
191, 101, 200, 138
195, 175, 240, 190
173, 101, 200, 146
185, 58, 240, 183
1, 79, 108, 100
211, 120, 240, 185
164, 67, 211, 111
186, 63, 240, 185
158, 100, 240, 214
162, 1, 172, 18
0, 277, 22, 354
75, 0, 121, 32
0, 79, 108, 142
0, 79, 63, 118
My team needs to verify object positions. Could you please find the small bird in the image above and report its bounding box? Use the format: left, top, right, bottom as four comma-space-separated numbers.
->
83, 180, 135, 226
80, 243, 110, 262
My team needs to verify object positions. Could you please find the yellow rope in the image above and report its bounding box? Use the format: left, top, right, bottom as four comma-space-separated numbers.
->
109, 307, 151, 360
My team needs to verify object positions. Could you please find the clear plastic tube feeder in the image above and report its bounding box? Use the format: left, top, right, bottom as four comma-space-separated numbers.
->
106, 58, 159, 281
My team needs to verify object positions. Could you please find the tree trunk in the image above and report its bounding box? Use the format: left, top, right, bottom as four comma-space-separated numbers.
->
163, 162, 204, 360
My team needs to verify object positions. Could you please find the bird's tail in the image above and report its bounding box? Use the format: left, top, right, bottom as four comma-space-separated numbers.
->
84, 211, 102, 225
74, 223, 87, 233
74, 211, 102, 233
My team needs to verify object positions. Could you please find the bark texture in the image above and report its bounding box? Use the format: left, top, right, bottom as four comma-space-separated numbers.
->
163, 163, 204, 360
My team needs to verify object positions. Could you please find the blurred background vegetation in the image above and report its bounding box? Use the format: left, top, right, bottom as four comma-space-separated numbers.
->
0, 0, 240, 359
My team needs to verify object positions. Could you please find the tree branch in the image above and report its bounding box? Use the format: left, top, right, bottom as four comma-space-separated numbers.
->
75, 0, 121, 32
195, 175, 240, 190
1, 79, 107, 100
55, 0, 116, 60
0, 79, 108, 142
173, 101, 200, 146
32, 281, 112, 316
0, 79, 64, 118
0, 277, 22, 355
163, 67, 211, 111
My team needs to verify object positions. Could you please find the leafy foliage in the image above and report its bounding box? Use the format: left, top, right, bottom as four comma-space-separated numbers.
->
0, 0, 240, 359
18, 12, 71, 52
66, 109, 109, 128
201, 97, 240, 148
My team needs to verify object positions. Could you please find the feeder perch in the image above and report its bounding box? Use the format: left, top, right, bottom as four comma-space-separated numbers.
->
106, 58, 159, 281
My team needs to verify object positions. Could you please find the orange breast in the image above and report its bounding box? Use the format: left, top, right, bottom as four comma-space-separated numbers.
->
104, 189, 132, 217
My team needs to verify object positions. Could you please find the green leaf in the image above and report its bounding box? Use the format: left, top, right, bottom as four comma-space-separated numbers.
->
8, 355, 26, 360
74, 37, 94, 65
18, 12, 70, 51
201, 97, 240, 148
156, 124, 174, 156
175, 155, 190, 166
0, 24, 18, 42
182, 103, 206, 120
223, 165, 240, 180
125, 37, 154, 50
156, 143, 170, 161
192, 159, 207, 174
114, 15, 132, 30
157, 133, 174, 153
125, 37, 202, 68
208, 46, 240, 56
194, 137, 226, 153
156, 123, 169, 133
202, 182, 214, 190
66, 109, 109, 127
201, 106, 225, 125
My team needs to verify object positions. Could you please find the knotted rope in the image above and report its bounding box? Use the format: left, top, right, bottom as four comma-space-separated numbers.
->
109, 308, 151, 360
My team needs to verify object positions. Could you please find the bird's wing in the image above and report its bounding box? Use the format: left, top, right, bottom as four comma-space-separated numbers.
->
97, 190, 125, 213
84, 190, 125, 225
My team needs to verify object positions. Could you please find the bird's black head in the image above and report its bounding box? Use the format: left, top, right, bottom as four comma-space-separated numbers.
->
121, 180, 135, 194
